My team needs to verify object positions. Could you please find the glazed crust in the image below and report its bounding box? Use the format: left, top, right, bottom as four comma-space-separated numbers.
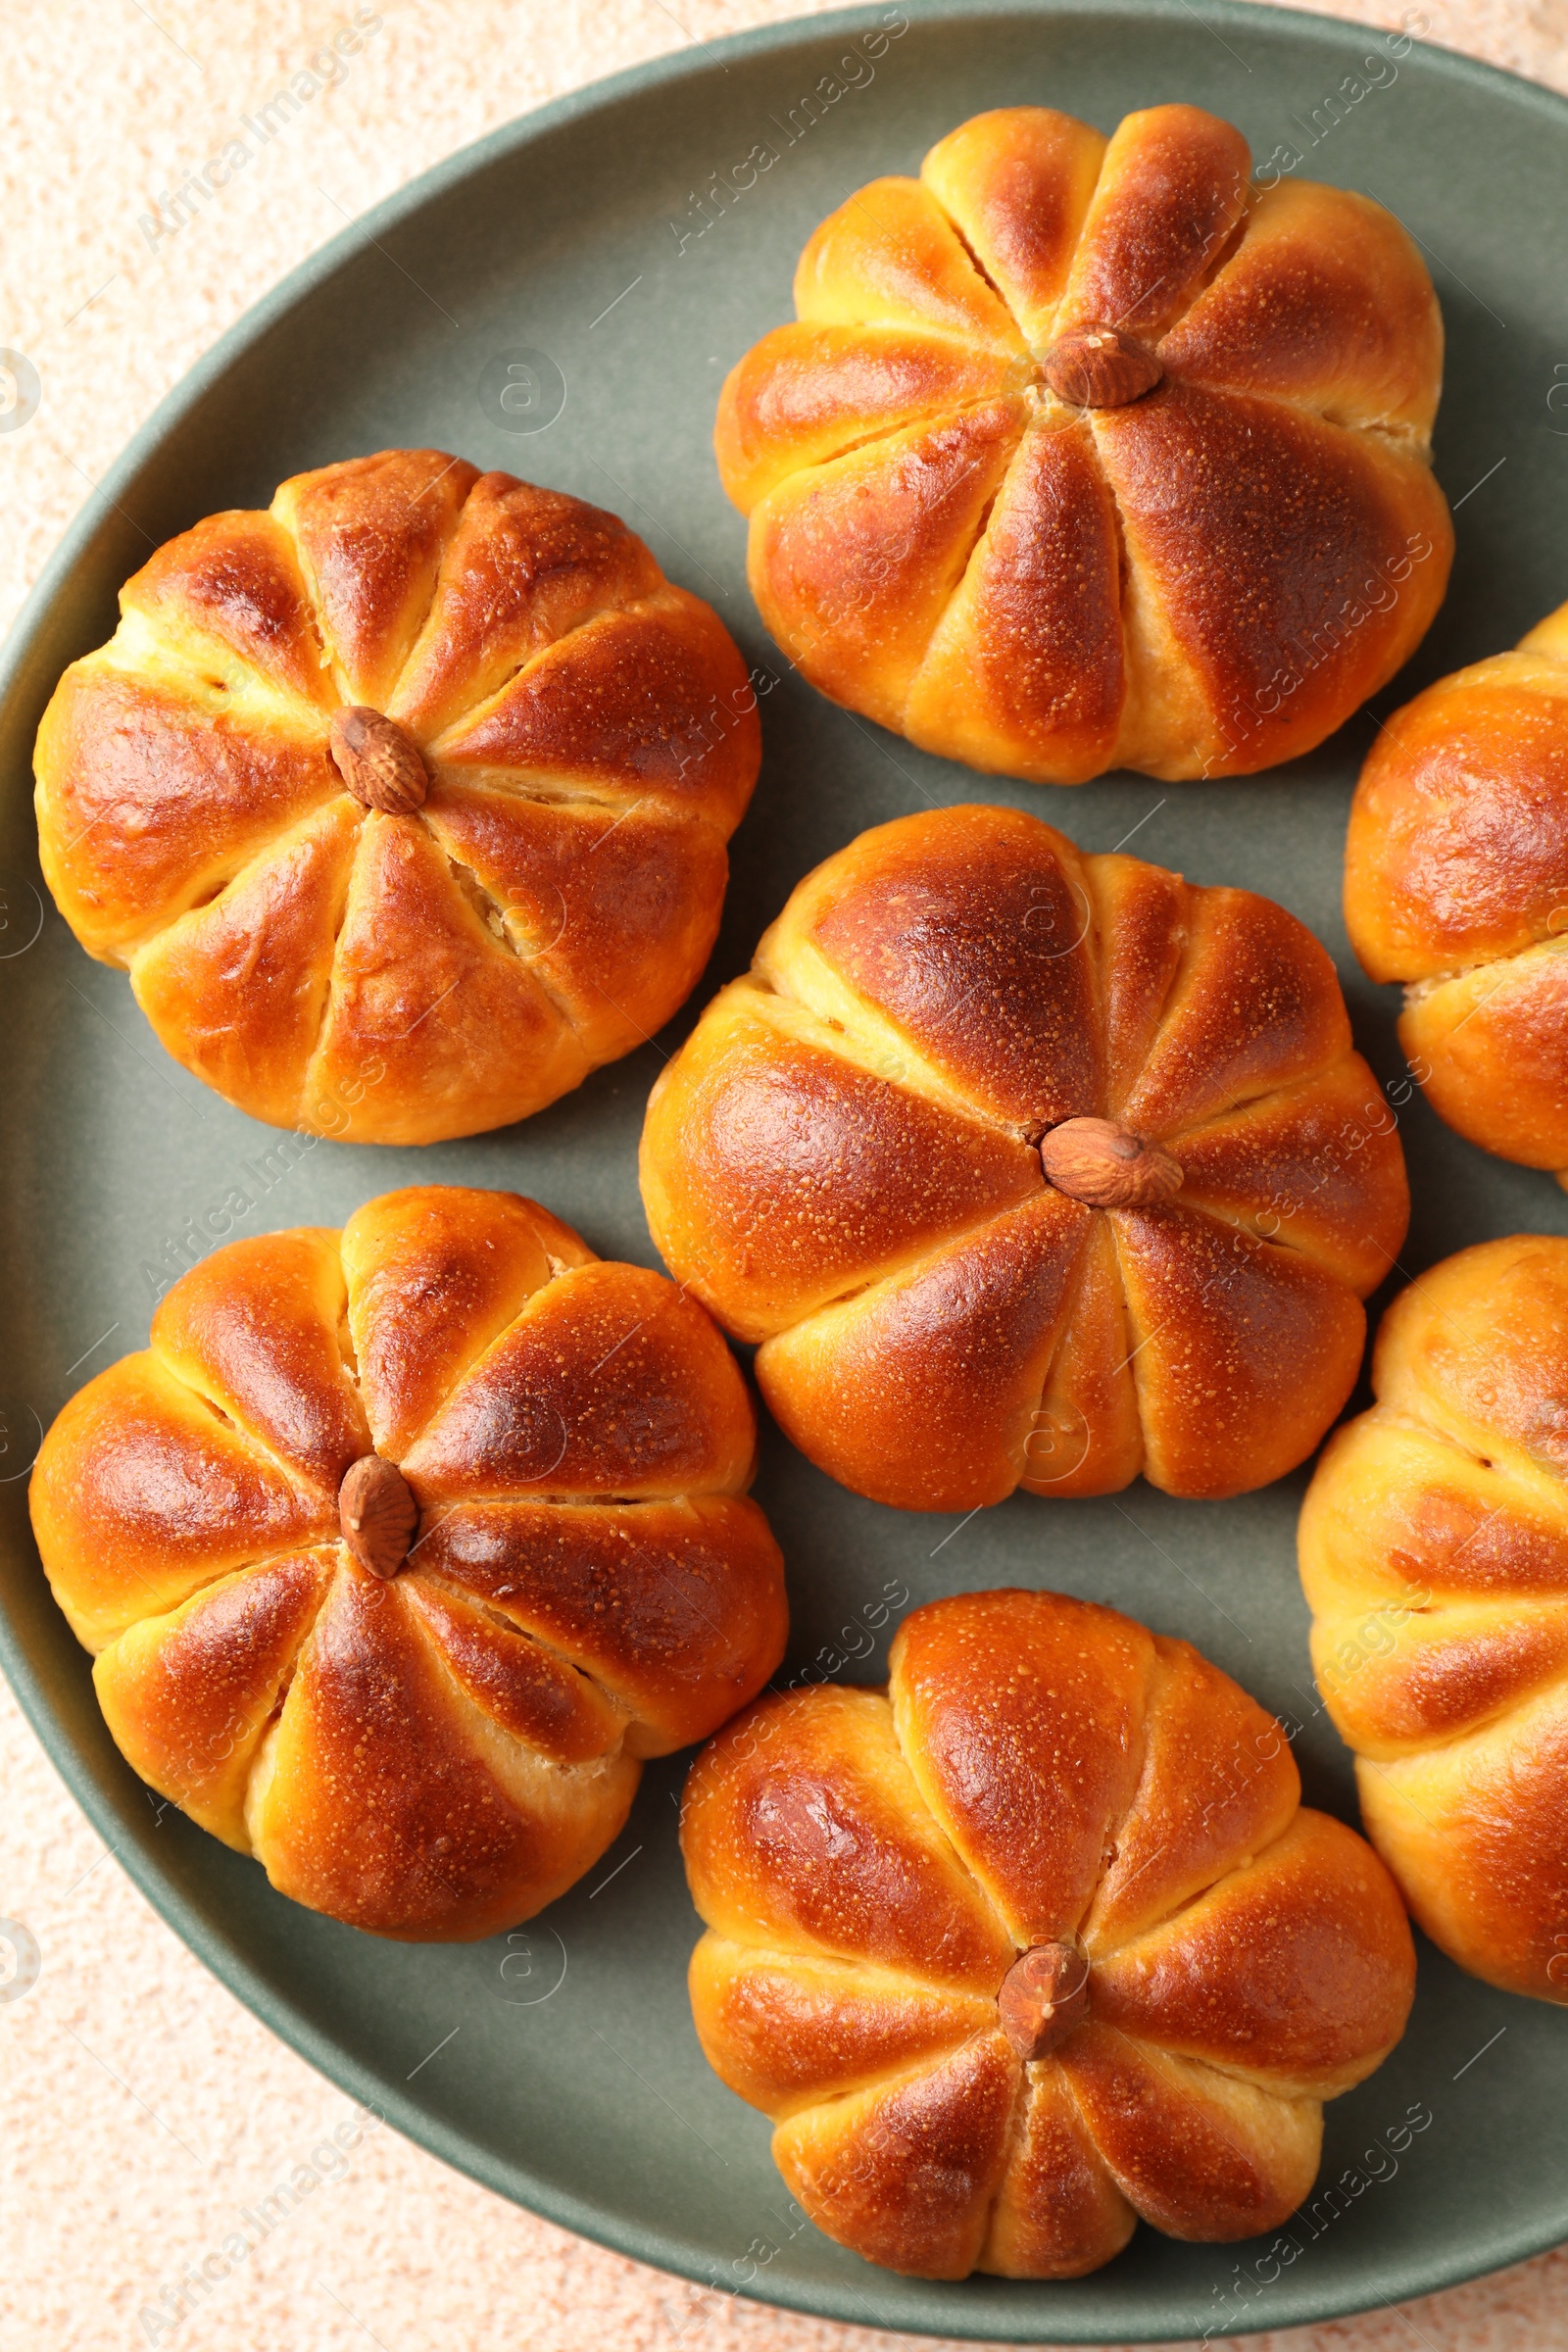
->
1298, 1235, 1568, 2002
29, 1187, 787, 1940
640, 804, 1408, 1507
682, 1589, 1414, 2279
716, 105, 1450, 784
1344, 602, 1568, 1175
34, 452, 760, 1143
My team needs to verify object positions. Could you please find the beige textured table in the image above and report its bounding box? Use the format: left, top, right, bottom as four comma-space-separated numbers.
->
4, 3, 1567, 2347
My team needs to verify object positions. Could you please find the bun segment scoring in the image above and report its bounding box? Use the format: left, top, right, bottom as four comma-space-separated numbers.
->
1299, 1236, 1568, 2002
34, 450, 760, 1144
642, 805, 1409, 1509
30, 1187, 787, 1940
683, 1589, 1416, 2279
1345, 602, 1568, 1179
717, 103, 1450, 783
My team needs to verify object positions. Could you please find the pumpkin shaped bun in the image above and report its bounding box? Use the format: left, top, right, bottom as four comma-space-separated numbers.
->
29, 1187, 787, 1941
34, 451, 760, 1144
682, 1589, 1416, 2280
716, 104, 1450, 783
1344, 602, 1568, 1181
1299, 1236, 1568, 2003
641, 805, 1409, 1509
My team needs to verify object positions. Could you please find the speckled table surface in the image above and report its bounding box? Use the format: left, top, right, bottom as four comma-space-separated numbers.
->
4, 3, 1568, 2347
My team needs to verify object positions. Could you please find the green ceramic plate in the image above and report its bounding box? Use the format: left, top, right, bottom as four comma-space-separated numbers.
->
3, 2, 1566, 2336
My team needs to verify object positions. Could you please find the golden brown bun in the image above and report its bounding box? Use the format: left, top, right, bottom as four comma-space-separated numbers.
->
716, 105, 1450, 784
1298, 1235, 1568, 2002
1344, 602, 1568, 1176
641, 805, 1408, 1508
29, 1187, 786, 1940
683, 1588, 1414, 2280
34, 452, 760, 1143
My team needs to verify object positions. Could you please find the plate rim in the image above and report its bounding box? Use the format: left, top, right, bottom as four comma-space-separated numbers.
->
4, 0, 1568, 2336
